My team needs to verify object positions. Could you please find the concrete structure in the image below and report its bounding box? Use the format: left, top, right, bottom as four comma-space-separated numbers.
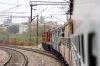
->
0, 26, 7, 31
19, 22, 28, 34
1, 18, 19, 34
2, 18, 19, 27
18, 17, 59, 34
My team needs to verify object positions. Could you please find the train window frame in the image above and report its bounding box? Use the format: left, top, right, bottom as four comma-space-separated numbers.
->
78, 35, 80, 54
74, 35, 79, 65
78, 35, 81, 66
81, 34, 85, 63
77, 35, 81, 66
58, 30, 61, 37
55, 31, 57, 37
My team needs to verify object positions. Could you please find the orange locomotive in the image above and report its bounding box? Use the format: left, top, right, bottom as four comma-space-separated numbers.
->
42, 29, 52, 43
42, 29, 53, 52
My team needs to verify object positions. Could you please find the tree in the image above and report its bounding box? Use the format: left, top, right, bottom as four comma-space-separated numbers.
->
0, 28, 7, 35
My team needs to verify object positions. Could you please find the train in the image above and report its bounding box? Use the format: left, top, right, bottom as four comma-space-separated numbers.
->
42, 0, 98, 66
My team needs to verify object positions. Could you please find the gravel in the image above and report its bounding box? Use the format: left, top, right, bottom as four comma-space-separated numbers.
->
16, 49, 63, 66
1, 48, 26, 66
0, 49, 9, 66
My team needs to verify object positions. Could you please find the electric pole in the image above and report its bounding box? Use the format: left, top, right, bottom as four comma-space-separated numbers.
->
29, 4, 33, 45
44, 21, 45, 31
36, 15, 38, 47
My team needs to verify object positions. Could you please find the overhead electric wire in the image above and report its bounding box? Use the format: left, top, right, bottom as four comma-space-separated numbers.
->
1, 4, 22, 13
0, 4, 22, 16
49, 15, 65, 23
31, 8, 47, 22
0, 12, 27, 14
0, 16, 30, 18
0, 2, 17, 5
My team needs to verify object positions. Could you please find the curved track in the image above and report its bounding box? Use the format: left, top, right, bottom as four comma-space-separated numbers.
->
0, 45, 58, 60
0, 45, 64, 66
0, 47, 27, 66
0, 49, 11, 66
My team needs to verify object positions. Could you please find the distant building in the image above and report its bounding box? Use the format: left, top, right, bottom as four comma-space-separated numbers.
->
2, 19, 12, 26
0, 26, 7, 31
19, 22, 28, 34
2, 18, 19, 27
45, 21, 58, 28
18, 17, 59, 34
8, 25, 19, 34
1, 18, 19, 34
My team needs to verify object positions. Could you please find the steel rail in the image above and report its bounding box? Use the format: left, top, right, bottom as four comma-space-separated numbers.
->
0, 45, 59, 60
0, 45, 64, 66
0, 46, 28, 66
0, 49, 12, 66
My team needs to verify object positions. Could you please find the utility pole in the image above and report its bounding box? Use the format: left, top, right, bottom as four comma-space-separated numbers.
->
36, 15, 38, 47
29, 4, 33, 45
44, 21, 45, 31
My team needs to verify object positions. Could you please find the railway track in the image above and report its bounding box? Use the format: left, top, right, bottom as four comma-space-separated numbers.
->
0, 45, 58, 60
0, 46, 28, 66
0, 49, 11, 66
0, 45, 64, 66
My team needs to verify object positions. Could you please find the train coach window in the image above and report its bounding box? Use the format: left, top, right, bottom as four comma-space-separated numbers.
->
88, 33, 97, 66
78, 35, 80, 54
81, 34, 85, 63
78, 35, 81, 66
58, 31, 61, 37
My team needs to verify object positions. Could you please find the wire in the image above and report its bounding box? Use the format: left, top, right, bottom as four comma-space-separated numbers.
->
17, 0, 19, 11
0, 2, 17, 5
50, 15, 65, 23
0, 4, 22, 15
0, 12, 27, 14
32, 8, 47, 21
1, 4, 22, 13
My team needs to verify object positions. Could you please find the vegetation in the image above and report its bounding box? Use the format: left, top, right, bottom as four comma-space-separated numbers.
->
0, 28, 7, 36
0, 25, 51, 46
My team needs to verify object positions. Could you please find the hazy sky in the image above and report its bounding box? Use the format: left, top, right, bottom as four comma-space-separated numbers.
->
0, 0, 68, 24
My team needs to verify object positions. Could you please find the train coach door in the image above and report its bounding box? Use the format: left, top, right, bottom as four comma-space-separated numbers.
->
88, 33, 97, 66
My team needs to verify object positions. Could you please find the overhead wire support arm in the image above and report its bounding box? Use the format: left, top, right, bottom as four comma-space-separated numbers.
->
29, 1, 69, 5
31, 8, 47, 22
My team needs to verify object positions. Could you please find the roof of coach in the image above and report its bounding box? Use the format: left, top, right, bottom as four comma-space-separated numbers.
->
51, 22, 68, 32
63, 22, 68, 27
51, 26, 61, 31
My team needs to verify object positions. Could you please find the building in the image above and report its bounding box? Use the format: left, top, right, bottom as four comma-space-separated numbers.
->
45, 21, 58, 28
2, 18, 19, 27
0, 26, 7, 31
19, 22, 28, 34
1, 18, 19, 34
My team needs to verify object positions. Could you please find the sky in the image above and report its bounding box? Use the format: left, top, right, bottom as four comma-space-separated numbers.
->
0, 0, 69, 25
